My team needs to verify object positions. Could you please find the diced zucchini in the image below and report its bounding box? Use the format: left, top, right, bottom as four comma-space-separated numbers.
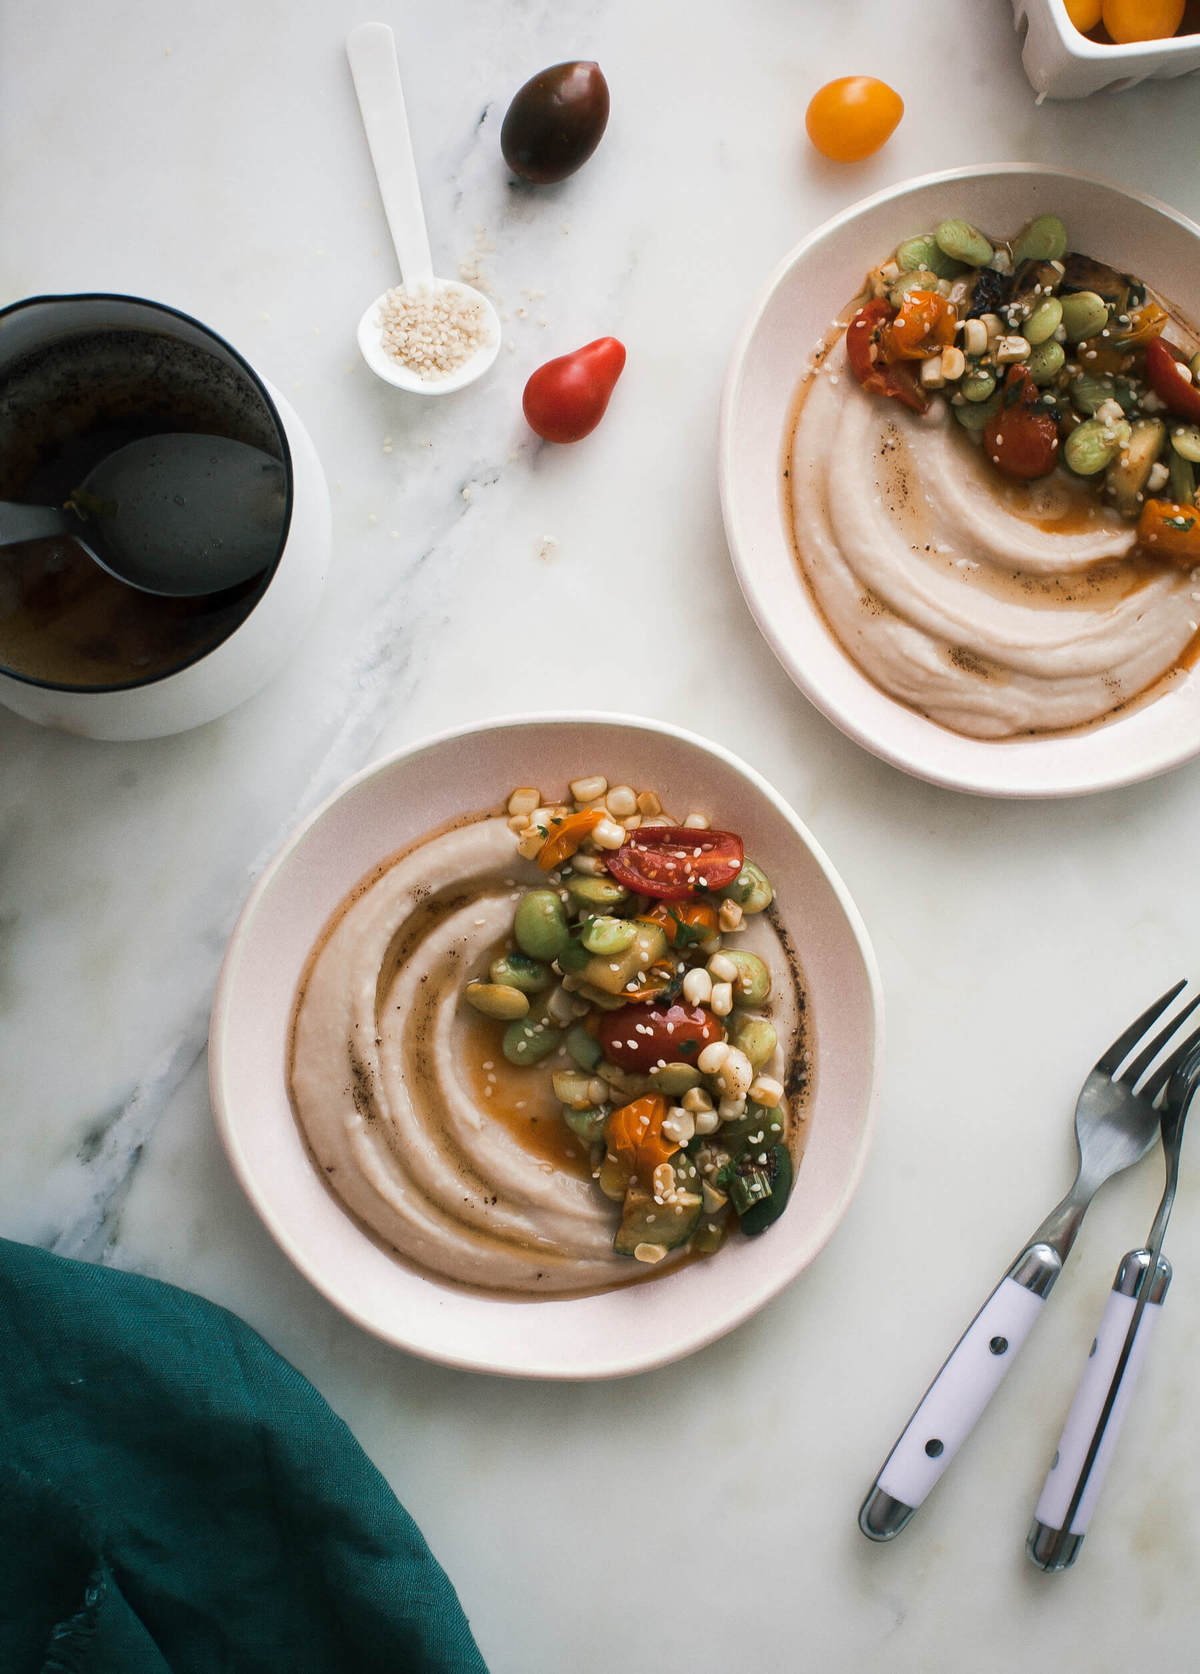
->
614, 1180, 702, 1256
1105, 418, 1166, 518
726, 1142, 794, 1237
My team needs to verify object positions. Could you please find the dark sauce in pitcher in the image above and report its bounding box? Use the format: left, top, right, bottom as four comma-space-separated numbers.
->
0, 329, 286, 689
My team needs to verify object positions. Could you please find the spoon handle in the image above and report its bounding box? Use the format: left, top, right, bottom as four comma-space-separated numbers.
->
1026, 1248, 1170, 1572
347, 22, 434, 290
0, 502, 75, 548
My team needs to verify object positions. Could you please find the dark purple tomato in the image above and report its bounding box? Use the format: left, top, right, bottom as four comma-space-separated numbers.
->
500, 61, 610, 185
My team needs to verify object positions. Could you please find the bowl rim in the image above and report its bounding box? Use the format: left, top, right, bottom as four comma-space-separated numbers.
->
718, 162, 1200, 799
208, 709, 884, 1379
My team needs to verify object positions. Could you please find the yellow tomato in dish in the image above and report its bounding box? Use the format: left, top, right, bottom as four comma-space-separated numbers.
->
805, 77, 903, 162
1063, 0, 1102, 30
1101, 0, 1184, 41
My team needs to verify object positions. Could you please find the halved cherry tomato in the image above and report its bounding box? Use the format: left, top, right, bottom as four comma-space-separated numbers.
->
845, 301, 928, 416
885, 290, 957, 361
604, 826, 744, 901
1137, 499, 1200, 566
805, 76, 903, 163
523, 337, 626, 444
536, 808, 605, 870
1145, 336, 1200, 424
983, 367, 1060, 481
606, 1094, 676, 1179
598, 1003, 725, 1073
642, 900, 719, 946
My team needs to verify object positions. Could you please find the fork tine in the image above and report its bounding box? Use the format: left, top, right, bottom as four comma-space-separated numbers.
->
1095, 979, 1187, 1076
1123, 993, 1200, 1089
1143, 1020, 1200, 1102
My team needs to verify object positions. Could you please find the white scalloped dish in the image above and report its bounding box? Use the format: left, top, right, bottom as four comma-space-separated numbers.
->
209, 714, 881, 1379
719, 165, 1200, 798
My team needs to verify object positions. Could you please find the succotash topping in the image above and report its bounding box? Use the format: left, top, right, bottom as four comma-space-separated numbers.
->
464, 777, 792, 1266
847, 213, 1200, 567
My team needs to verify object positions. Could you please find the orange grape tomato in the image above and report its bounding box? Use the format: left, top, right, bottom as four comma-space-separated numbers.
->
886, 291, 957, 361
642, 900, 719, 945
1064, 0, 1102, 30
607, 1094, 673, 1176
535, 808, 605, 870
1101, 0, 1184, 41
1114, 300, 1168, 349
1137, 500, 1200, 565
805, 76, 903, 163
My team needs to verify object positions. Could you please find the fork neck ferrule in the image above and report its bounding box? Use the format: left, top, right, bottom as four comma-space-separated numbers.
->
1007, 1242, 1066, 1298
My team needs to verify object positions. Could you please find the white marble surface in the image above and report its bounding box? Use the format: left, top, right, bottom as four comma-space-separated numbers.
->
4, 2, 1200, 1669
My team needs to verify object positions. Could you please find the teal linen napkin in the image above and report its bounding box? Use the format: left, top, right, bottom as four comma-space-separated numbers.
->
0, 1237, 489, 1674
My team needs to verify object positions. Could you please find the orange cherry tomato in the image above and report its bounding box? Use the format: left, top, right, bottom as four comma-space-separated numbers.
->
1064, 0, 1102, 31
535, 808, 606, 870
805, 76, 903, 163
885, 290, 958, 361
1113, 300, 1168, 350
1137, 500, 1200, 566
642, 900, 720, 946
606, 1094, 676, 1181
845, 300, 928, 415
1101, 0, 1184, 42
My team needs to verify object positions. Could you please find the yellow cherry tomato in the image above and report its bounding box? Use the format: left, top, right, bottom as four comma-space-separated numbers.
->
805, 77, 903, 163
1101, 0, 1184, 42
1063, 0, 1102, 31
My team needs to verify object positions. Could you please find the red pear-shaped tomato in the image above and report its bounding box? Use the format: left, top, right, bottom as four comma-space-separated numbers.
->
522, 337, 626, 443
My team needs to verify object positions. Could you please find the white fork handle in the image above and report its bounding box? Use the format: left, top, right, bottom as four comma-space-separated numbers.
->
346, 22, 434, 289
1027, 1250, 1170, 1572
859, 1271, 1048, 1539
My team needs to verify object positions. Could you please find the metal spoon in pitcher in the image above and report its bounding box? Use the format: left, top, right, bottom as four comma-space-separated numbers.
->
0, 432, 286, 597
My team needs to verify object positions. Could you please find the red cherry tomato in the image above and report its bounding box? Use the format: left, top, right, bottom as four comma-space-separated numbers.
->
1145, 336, 1200, 424
983, 368, 1060, 481
522, 337, 626, 443
845, 301, 928, 416
604, 827, 745, 901
597, 1002, 725, 1073
805, 77, 903, 163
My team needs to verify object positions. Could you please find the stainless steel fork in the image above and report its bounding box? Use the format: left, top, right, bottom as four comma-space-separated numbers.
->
860, 980, 1200, 1542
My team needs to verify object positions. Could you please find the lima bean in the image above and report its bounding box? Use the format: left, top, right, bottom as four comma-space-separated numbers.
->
490, 952, 553, 994
465, 981, 529, 1021
725, 950, 772, 1005
718, 860, 774, 914
651, 1062, 703, 1097
563, 1104, 610, 1143
564, 874, 629, 909
1059, 290, 1109, 344
580, 916, 637, 956
502, 1018, 564, 1066
1012, 214, 1067, 266
565, 1021, 603, 1071
954, 391, 1003, 431
934, 219, 993, 268
513, 889, 570, 960
729, 1016, 779, 1072
1022, 297, 1063, 345
894, 235, 963, 280
1027, 340, 1066, 386
1064, 417, 1123, 476
962, 371, 997, 403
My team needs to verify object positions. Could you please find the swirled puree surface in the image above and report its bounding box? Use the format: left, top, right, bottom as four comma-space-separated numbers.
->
786, 334, 1200, 739
287, 812, 805, 1297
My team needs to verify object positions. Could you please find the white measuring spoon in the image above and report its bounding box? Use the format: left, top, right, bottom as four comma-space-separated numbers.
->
347, 22, 501, 394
